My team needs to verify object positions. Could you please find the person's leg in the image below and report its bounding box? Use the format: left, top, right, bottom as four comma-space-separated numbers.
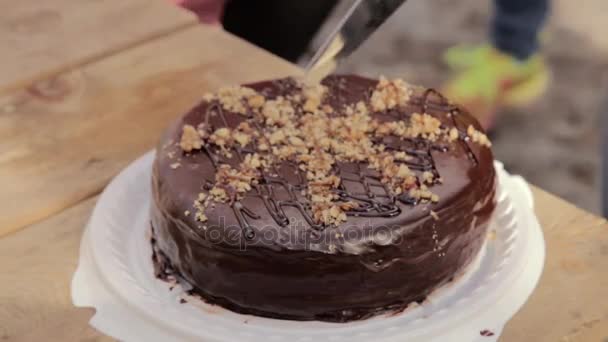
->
492, 0, 549, 60
442, 0, 551, 129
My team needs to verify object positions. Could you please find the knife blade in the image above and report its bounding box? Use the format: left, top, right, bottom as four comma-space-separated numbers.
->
305, 0, 407, 82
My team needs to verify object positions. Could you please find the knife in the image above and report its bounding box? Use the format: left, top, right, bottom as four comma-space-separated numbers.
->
305, 0, 407, 82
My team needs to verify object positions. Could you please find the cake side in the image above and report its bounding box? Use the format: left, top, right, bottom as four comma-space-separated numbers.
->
150, 75, 496, 322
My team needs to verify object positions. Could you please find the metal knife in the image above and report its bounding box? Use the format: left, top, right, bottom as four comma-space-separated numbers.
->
304, 0, 407, 82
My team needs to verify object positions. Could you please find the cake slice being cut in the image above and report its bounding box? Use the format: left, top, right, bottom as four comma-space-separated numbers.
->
150, 74, 496, 322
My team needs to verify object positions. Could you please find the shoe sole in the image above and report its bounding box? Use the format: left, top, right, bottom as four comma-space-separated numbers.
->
501, 68, 550, 107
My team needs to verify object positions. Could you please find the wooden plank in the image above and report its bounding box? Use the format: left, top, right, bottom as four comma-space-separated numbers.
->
0, 25, 300, 237
0, 0, 197, 93
0, 186, 605, 341
0, 197, 109, 341
502, 187, 608, 341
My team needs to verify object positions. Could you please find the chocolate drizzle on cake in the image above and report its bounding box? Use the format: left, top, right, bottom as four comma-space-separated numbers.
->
172, 75, 490, 239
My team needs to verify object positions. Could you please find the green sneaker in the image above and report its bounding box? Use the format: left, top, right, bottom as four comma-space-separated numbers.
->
443, 44, 493, 70
442, 44, 549, 129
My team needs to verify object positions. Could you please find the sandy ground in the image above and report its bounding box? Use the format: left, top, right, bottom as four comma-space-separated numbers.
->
338, 0, 608, 214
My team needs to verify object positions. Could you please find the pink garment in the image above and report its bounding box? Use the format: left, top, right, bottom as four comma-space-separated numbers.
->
170, 0, 225, 24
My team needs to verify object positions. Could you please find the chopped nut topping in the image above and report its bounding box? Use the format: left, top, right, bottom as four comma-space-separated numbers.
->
397, 164, 411, 178
355, 101, 368, 115
233, 131, 251, 147
181, 76, 491, 226
247, 94, 265, 109
322, 105, 334, 114
210, 186, 229, 203
208, 164, 261, 203
467, 125, 492, 147
241, 153, 263, 169
262, 96, 295, 126
409, 185, 440, 203
209, 127, 232, 148
394, 151, 412, 161
422, 171, 434, 184
409, 113, 442, 138
448, 127, 459, 142
170, 162, 181, 169
312, 203, 348, 226
258, 140, 270, 151
217, 85, 257, 114
195, 212, 208, 222
430, 210, 439, 220
301, 83, 327, 113
180, 124, 203, 152
268, 129, 286, 145
192, 193, 209, 222
236, 121, 253, 133
370, 76, 412, 111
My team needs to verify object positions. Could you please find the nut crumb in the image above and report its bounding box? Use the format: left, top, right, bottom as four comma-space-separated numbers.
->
370, 76, 412, 111
179, 124, 203, 152
195, 212, 208, 222
208, 127, 234, 152
422, 171, 434, 184
247, 94, 265, 109
467, 125, 492, 147
170, 162, 181, 169
233, 131, 251, 147
217, 85, 257, 114
430, 210, 439, 220
448, 127, 459, 142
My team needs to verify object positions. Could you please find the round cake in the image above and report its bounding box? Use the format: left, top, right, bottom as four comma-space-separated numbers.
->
150, 74, 496, 322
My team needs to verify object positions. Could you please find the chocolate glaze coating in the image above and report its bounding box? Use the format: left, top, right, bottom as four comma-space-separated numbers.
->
151, 75, 496, 322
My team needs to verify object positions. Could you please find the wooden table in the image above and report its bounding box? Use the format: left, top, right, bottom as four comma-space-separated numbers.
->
0, 1, 606, 341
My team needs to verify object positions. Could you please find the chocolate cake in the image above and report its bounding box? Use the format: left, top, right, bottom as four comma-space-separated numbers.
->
150, 75, 496, 322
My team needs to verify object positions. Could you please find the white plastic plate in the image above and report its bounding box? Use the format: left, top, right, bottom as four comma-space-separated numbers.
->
72, 151, 545, 341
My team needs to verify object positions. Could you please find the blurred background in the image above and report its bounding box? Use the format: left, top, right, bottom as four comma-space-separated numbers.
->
183, 0, 608, 214
338, 0, 608, 215
338, 0, 608, 214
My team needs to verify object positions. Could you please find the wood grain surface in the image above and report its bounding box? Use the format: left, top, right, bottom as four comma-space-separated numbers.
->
0, 25, 300, 237
0, 0, 197, 94
0, 197, 109, 341
501, 188, 608, 342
